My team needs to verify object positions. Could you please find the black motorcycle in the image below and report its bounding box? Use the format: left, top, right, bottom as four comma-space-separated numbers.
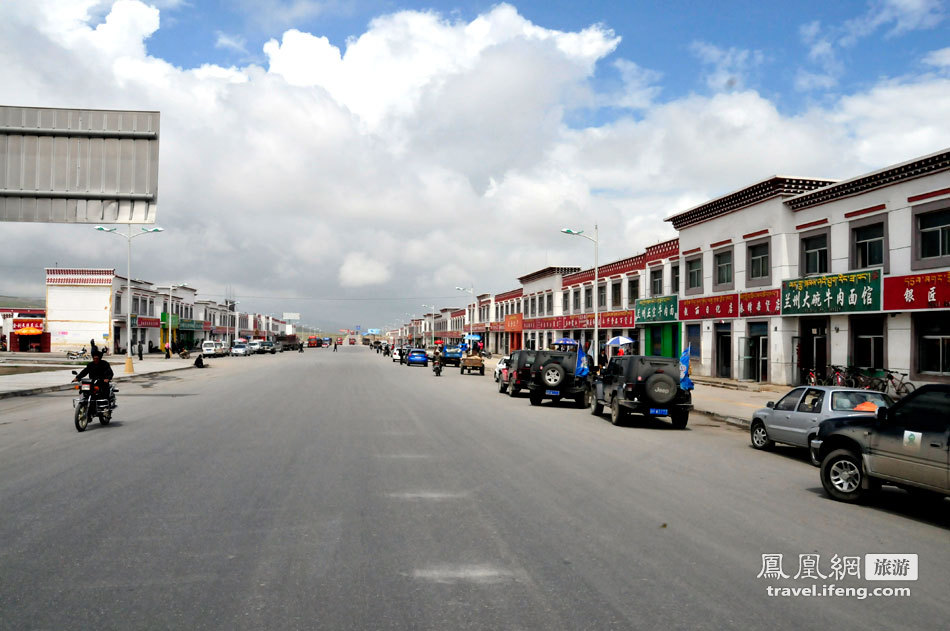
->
72, 371, 117, 432
433, 360, 442, 376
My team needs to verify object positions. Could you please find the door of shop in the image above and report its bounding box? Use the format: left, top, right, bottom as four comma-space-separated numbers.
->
740, 322, 769, 382
715, 323, 732, 379
799, 317, 828, 384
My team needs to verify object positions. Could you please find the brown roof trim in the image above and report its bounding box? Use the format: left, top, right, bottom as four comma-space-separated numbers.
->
787, 149, 950, 211
666, 177, 836, 229
493, 288, 523, 301
796, 218, 828, 231
682, 247, 701, 255
908, 186, 950, 203
742, 229, 769, 239
710, 238, 732, 249
517, 266, 581, 284
844, 203, 886, 219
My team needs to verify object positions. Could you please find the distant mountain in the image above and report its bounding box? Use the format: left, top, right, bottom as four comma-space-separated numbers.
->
0, 296, 46, 309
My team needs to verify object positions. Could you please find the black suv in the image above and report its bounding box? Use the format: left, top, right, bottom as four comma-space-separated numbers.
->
811, 384, 949, 503
527, 350, 590, 408
589, 355, 692, 428
503, 349, 537, 397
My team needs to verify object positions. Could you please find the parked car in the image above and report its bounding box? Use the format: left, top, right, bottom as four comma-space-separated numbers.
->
443, 346, 463, 367
259, 341, 277, 354
247, 340, 262, 354
391, 347, 403, 363
503, 350, 537, 397
231, 342, 250, 356
406, 349, 428, 367
494, 355, 511, 385
527, 349, 590, 407
810, 384, 950, 503
751, 386, 893, 456
201, 340, 224, 357
589, 354, 693, 428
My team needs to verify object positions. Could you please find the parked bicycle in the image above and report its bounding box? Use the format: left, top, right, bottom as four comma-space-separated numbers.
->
871, 371, 916, 398
825, 365, 849, 387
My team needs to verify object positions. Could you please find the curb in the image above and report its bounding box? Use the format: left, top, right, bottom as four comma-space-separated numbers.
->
0, 365, 195, 400
696, 409, 751, 429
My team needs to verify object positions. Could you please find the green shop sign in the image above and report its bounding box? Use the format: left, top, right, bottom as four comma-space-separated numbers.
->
635, 295, 678, 323
179, 318, 199, 331
781, 270, 881, 315
160, 313, 180, 328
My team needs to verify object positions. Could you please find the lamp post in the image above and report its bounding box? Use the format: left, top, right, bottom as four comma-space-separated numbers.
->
95, 224, 164, 374
164, 282, 187, 356
421, 304, 436, 347
230, 300, 240, 348
561, 224, 599, 368
455, 286, 475, 351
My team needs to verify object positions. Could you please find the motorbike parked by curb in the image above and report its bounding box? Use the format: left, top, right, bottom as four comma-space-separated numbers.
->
67, 347, 90, 361
71, 371, 117, 432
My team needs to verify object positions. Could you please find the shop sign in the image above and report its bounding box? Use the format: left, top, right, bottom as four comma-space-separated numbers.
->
781, 270, 881, 315
12, 319, 44, 331
160, 313, 180, 328
680, 294, 738, 320
883, 272, 950, 311
133, 316, 161, 328
738, 289, 781, 317
597, 310, 636, 328
523, 316, 561, 331
213, 326, 230, 334
471, 323, 488, 332
635, 296, 678, 322
203, 321, 212, 331
178, 318, 199, 331
504, 313, 523, 332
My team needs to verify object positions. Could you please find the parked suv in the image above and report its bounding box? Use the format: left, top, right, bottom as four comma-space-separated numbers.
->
527, 350, 590, 408
589, 355, 692, 428
811, 384, 950, 503
503, 349, 537, 397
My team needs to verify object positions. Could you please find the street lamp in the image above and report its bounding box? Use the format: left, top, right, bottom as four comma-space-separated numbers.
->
164, 282, 187, 356
95, 224, 164, 374
421, 304, 436, 347
455, 286, 475, 350
230, 300, 240, 348
561, 224, 599, 367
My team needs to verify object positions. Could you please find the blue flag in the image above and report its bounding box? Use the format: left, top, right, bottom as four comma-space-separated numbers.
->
575, 345, 590, 378
680, 345, 694, 390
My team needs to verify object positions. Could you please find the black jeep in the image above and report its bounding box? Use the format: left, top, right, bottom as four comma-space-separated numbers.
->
527, 350, 590, 408
589, 355, 692, 428
504, 349, 537, 397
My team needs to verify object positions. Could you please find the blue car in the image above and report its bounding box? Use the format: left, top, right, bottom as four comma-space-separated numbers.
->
406, 349, 428, 367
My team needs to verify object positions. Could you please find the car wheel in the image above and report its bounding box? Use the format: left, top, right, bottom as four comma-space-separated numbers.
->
479, 367, 485, 376
670, 411, 688, 429
644, 373, 677, 405
529, 391, 542, 406
750, 420, 773, 449
498, 378, 507, 394
590, 389, 603, 416
609, 397, 626, 426
820, 449, 867, 503
576, 388, 591, 409
541, 363, 566, 389
507, 381, 519, 397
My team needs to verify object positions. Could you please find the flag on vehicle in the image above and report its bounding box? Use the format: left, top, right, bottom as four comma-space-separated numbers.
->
575, 344, 590, 378
680, 345, 694, 390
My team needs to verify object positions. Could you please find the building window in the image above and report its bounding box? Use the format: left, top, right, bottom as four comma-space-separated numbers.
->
802, 231, 829, 275
686, 257, 702, 295
585, 287, 592, 310
714, 249, 733, 289
573, 290, 580, 311
851, 315, 884, 370
562, 292, 569, 313
686, 324, 701, 358
919, 336, 950, 375
670, 265, 680, 296
650, 268, 663, 296
916, 206, 950, 267
597, 285, 606, 308
115, 294, 122, 314
748, 241, 770, 286
627, 278, 639, 304
530, 297, 536, 317
853, 223, 884, 269
546, 293, 553, 315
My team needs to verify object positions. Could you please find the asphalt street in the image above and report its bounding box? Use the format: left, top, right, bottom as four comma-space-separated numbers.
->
0, 347, 946, 630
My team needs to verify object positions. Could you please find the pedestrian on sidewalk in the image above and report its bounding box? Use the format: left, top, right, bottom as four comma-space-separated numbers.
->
90, 338, 98, 356
164, 341, 170, 359
137, 340, 143, 361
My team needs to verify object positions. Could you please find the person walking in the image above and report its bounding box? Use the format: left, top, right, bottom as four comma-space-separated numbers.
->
164, 341, 171, 359
137, 340, 143, 361
333, 342, 338, 352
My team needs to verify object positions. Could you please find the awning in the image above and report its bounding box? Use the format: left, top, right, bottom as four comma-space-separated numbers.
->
14, 327, 43, 335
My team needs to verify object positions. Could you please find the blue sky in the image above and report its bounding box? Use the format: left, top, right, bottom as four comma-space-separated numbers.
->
145, 0, 949, 120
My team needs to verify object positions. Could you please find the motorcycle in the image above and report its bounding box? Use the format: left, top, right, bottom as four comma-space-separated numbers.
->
433, 360, 442, 377
71, 371, 117, 432
67, 347, 89, 361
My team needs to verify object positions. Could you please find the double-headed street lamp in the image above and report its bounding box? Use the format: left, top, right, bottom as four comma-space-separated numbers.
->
561, 224, 599, 368
95, 224, 164, 374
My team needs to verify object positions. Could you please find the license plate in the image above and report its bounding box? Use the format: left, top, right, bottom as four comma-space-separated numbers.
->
649, 408, 668, 415
81, 385, 90, 391
545, 390, 560, 396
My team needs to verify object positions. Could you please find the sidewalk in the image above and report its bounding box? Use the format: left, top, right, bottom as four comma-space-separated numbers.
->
0, 356, 195, 399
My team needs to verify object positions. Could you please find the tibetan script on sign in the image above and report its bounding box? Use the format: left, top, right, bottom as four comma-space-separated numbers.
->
781, 270, 881, 315
883, 272, 950, 311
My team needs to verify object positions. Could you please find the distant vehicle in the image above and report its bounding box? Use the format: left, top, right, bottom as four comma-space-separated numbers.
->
443, 346, 463, 367
348, 338, 356, 345
231, 343, 250, 356
528, 349, 589, 408
590, 354, 693, 428
406, 349, 428, 367
323, 337, 331, 346
277, 334, 300, 351
494, 355, 511, 385
751, 386, 893, 456
503, 350, 538, 397
260, 341, 277, 354
308, 336, 320, 348
392, 347, 404, 363
201, 340, 225, 357
811, 384, 950, 503
247, 340, 262, 354
336, 337, 343, 345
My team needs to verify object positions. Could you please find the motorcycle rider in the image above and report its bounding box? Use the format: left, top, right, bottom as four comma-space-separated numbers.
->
433, 348, 443, 375
72, 350, 115, 410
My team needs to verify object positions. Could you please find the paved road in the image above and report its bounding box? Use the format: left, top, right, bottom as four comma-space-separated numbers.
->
0, 348, 946, 630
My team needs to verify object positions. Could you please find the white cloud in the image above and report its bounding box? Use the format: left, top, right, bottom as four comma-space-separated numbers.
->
923, 46, 950, 67
0, 0, 949, 329
690, 41, 765, 91
215, 31, 248, 54
339, 253, 392, 287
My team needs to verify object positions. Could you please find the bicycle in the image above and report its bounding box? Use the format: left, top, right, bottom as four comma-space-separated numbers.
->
803, 367, 820, 386
871, 371, 916, 398
825, 365, 851, 387
844, 366, 875, 389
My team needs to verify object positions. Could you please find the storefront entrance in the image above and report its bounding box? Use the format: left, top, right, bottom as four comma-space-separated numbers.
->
715, 322, 732, 379
799, 317, 829, 383
644, 323, 680, 359
740, 321, 769, 382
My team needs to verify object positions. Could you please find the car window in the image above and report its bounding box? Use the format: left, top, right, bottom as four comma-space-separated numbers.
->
831, 391, 890, 411
775, 388, 805, 411
797, 389, 824, 413
891, 389, 950, 432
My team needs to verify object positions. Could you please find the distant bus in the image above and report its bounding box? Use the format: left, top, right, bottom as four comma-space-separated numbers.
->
308, 336, 321, 347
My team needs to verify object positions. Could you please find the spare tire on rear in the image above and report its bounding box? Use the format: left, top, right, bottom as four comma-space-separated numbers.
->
541, 362, 566, 389
644, 373, 677, 405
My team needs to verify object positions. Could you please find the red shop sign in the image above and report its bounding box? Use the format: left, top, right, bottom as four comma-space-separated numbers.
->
883, 272, 950, 311
136, 317, 161, 328
680, 294, 739, 320
12, 319, 44, 330
738, 289, 781, 317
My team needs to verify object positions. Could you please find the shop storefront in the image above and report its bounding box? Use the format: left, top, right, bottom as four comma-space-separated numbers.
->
885, 271, 950, 382
160, 313, 179, 348
504, 314, 523, 352
8, 318, 50, 352
635, 296, 679, 358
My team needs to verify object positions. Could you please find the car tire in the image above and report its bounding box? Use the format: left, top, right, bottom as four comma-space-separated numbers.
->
670, 411, 688, 429
498, 378, 507, 393
541, 363, 566, 389
750, 420, 773, 449
507, 381, 519, 397
575, 390, 588, 409
644, 373, 677, 405
590, 389, 603, 416
820, 449, 867, 503
609, 397, 626, 426
529, 391, 542, 406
